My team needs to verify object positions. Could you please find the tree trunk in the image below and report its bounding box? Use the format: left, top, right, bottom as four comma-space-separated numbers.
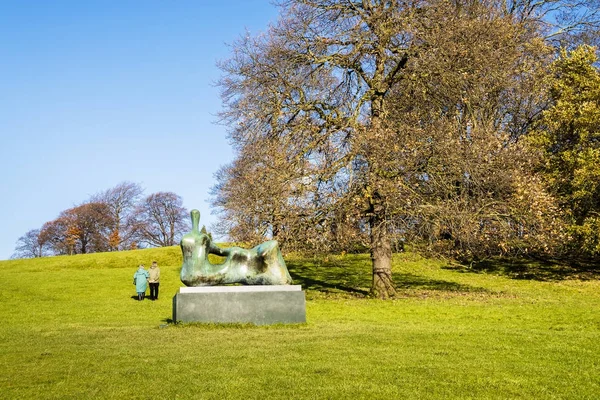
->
369, 200, 396, 299
367, 92, 395, 299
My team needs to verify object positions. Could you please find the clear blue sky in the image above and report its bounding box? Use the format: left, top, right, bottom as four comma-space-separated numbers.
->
0, 1, 279, 259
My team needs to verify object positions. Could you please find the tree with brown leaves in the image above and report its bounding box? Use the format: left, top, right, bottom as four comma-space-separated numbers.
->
40, 202, 115, 255
216, 0, 598, 298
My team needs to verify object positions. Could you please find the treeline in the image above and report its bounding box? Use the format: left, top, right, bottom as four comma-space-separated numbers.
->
13, 182, 189, 258
212, 0, 600, 298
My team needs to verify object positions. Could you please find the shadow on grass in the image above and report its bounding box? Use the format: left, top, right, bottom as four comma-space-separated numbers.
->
287, 257, 371, 297
131, 295, 158, 301
288, 270, 370, 297
394, 272, 489, 293
159, 318, 306, 330
443, 256, 600, 281
288, 255, 489, 297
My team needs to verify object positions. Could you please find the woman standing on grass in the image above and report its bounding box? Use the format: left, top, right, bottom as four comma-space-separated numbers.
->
133, 264, 149, 301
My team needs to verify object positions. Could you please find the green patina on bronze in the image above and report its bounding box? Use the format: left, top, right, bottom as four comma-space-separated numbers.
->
180, 209, 292, 286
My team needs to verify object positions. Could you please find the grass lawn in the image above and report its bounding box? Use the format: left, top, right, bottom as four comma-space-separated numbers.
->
1, 247, 599, 399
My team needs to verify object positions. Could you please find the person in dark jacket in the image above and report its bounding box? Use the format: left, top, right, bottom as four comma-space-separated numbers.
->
148, 261, 160, 300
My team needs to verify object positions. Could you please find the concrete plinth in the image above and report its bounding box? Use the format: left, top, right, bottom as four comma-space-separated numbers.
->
172, 285, 306, 325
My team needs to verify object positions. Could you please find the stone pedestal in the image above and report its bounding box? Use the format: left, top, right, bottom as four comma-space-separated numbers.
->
172, 285, 306, 325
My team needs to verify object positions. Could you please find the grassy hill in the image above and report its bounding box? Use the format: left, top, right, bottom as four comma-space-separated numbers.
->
1, 247, 599, 399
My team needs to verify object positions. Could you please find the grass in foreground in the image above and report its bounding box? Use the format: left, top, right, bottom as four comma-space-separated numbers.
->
1, 247, 599, 399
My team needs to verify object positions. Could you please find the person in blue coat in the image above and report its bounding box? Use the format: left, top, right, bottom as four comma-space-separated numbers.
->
133, 264, 150, 301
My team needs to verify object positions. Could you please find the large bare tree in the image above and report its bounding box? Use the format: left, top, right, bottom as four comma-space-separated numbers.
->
133, 192, 189, 247
12, 229, 50, 258
91, 181, 144, 250
219, 0, 426, 298
217, 0, 599, 298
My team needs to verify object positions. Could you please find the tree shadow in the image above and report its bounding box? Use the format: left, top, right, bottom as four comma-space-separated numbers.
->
443, 256, 600, 281
394, 272, 490, 293
288, 270, 370, 296
287, 255, 490, 296
287, 257, 372, 297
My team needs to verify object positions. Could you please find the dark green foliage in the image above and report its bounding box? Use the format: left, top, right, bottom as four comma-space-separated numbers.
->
533, 45, 600, 255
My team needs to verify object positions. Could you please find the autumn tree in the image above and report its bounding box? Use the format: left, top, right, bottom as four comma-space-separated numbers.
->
378, 1, 570, 260
217, 0, 590, 297
218, 0, 425, 297
12, 229, 50, 258
91, 181, 144, 250
38, 218, 68, 255
40, 202, 115, 255
133, 192, 189, 247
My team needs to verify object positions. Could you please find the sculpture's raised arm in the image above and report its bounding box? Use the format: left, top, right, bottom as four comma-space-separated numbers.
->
208, 240, 229, 257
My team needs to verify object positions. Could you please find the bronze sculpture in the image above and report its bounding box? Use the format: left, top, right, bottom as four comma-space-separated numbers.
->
180, 210, 292, 286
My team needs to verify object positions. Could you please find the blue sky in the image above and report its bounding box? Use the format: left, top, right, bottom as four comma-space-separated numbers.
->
0, 1, 279, 259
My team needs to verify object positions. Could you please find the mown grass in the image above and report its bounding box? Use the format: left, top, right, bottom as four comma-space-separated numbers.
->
1, 247, 599, 399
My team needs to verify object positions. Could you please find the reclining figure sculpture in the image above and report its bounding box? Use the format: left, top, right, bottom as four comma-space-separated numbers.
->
180, 209, 292, 286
